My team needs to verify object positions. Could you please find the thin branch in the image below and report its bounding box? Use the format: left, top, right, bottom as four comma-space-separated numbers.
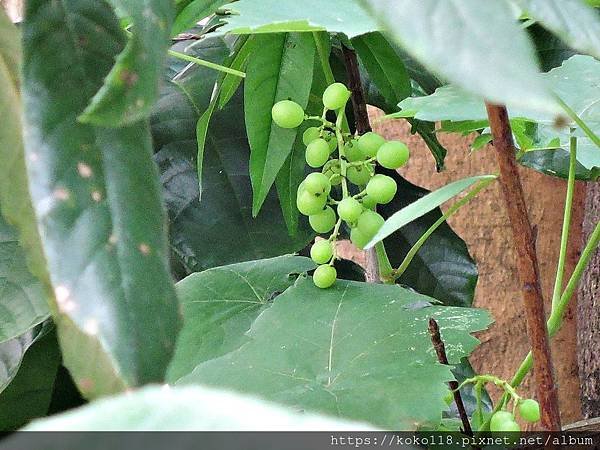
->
485, 103, 561, 431
428, 319, 474, 438
341, 45, 381, 283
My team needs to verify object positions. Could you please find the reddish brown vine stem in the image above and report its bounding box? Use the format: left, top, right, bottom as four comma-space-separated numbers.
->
485, 103, 562, 431
341, 45, 381, 283
428, 318, 474, 438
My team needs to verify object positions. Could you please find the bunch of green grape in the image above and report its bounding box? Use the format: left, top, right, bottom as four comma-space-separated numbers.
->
271, 82, 410, 289
489, 398, 541, 432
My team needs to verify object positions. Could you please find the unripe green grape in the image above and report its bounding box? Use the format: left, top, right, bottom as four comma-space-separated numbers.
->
361, 195, 377, 210
346, 164, 372, 186
322, 82, 351, 110
271, 100, 304, 129
310, 240, 334, 264
309, 206, 336, 233
323, 160, 342, 186
296, 190, 327, 216
305, 139, 330, 168
501, 420, 521, 433
302, 127, 321, 145
357, 210, 384, 238
324, 132, 338, 153
489, 411, 515, 432
357, 132, 385, 157
350, 227, 370, 250
344, 139, 363, 162
376, 140, 410, 169
313, 264, 337, 289
304, 172, 331, 196
337, 197, 363, 223
518, 399, 541, 423
366, 174, 397, 204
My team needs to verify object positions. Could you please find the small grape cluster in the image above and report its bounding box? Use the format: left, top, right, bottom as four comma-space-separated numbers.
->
489, 399, 540, 432
271, 83, 410, 289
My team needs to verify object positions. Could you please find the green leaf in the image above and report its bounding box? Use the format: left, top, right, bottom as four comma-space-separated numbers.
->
362, 0, 559, 116
352, 32, 411, 110
366, 176, 496, 249
218, 36, 253, 110
245, 33, 315, 216
0, 10, 49, 296
528, 24, 577, 72
220, 0, 379, 37
177, 277, 490, 429
471, 134, 493, 151
516, 0, 600, 60
22, 0, 181, 398
167, 255, 315, 381
152, 69, 314, 274
521, 149, 598, 180
0, 321, 50, 394
0, 216, 48, 343
172, 0, 229, 36
13, 385, 374, 432
0, 330, 60, 431
79, 0, 174, 126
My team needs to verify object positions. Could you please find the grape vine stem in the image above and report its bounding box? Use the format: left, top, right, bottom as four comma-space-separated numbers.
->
485, 103, 561, 431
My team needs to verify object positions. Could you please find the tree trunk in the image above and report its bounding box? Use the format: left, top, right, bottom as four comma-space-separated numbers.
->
578, 182, 600, 418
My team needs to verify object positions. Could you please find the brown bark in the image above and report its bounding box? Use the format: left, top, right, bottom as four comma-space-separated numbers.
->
578, 182, 600, 418
485, 103, 561, 431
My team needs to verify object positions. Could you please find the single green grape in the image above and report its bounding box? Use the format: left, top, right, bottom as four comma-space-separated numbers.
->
322, 83, 351, 110
518, 399, 541, 423
500, 420, 521, 433
322, 160, 342, 186
346, 164, 372, 186
302, 127, 321, 145
350, 227, 370, 250
271, 100, 304, 129
376, 140, 410, 169
309, 206, 337, 233
361, 195, 377, 210
310, 240, 334, 264
313, 264, 337, 289
489, 411, 515, 432
366, 174, 397, 204
357, 132, 385, 157
337, 197, 363, 223
303, 172, 331, 196
357, 210, 384, 238
305, 138, 330, 168
344, 139, 363, 162
296, 189, 327, 216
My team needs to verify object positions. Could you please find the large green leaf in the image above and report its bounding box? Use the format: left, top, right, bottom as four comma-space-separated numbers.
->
8, 385, 373, 433
177, 276, 490, 429
516, 0, 600, 60
366, 176, 496, 248
245, 33, 315, 216
219, 0, 379, 37
152, 67, 313, 275
378, 172, 479, 308
0, 216, 48, 343
167, 255, 315, 381
362, 0, 559, 116
0, 9, 20, 86
79, 0, 173, 126
22, 0, 181, 398
0, 329, 60, 431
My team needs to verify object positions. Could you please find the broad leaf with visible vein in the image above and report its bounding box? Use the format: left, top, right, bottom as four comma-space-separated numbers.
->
22, 0, 181, 398
515, 0, 600, 60
79, 0, 174, 126
152, 65, 313, 274
167, 255, 315, 381
177, 277, 490, 429
362, 0, 559, 116
7, 386, 374, 433
245, 33, 315, 216
172, 0, 229, 36
220, 0, 379, 37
